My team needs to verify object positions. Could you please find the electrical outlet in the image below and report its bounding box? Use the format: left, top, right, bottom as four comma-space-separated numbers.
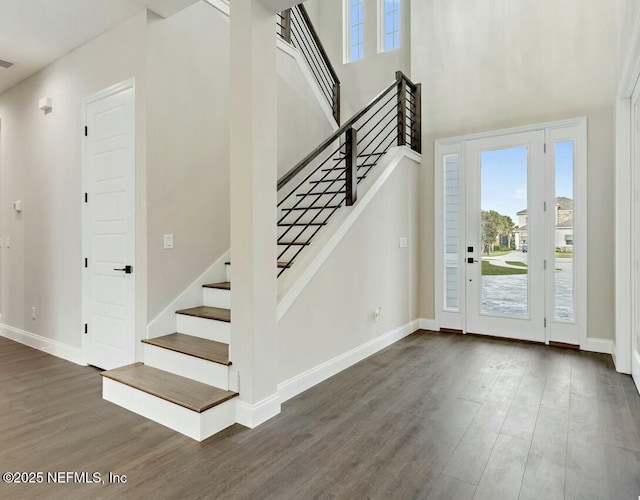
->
374, 307, 382, 323
31, 307, 36, 320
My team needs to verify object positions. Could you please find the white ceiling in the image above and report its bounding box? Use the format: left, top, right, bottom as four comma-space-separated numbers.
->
0, 0, 151, 94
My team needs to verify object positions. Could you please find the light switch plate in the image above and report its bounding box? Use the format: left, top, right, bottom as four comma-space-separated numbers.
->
163, 234, 174, 249
399, 237, 408, 248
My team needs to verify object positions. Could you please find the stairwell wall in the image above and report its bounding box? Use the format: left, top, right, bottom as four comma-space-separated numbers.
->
146, 3, 231, 321
305, 0, 412, 118
277, 155, 419, 387
146, 0, 337, 322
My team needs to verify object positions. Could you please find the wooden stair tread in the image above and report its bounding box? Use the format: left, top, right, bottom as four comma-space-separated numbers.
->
142, 333, 230, 365
176, 306, 230, 323
221, 262, 292, 269
277, 241, 310, 246
278, 222, 327, 227
203, 282, 231, 290
101, 363, 238, 413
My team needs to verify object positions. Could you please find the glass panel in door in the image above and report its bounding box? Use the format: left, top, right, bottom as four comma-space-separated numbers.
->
480, 147, 529, 319
554, 140, 575, 322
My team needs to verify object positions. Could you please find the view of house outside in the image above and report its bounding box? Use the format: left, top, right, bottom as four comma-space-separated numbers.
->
480, 142, 575, 322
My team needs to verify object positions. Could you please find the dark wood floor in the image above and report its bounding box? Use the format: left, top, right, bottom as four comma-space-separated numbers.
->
1, 331, 639, 499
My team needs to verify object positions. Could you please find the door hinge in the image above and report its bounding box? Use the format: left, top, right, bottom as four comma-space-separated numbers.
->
84, 192, 88, 203
544, 318, 547, 328
544, 143, 547, 153
84, 258, 88, 268
84, 126, 88, 137
84, 323, 88, 334
544, 201, 547, 211
544, 259, 547, 270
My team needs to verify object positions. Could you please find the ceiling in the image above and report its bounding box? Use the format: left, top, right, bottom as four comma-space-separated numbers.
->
0, 0, 150, 94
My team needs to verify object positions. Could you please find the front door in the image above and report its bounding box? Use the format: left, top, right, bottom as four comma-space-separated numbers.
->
83, 83, 136, 370
465, 131, 546, 342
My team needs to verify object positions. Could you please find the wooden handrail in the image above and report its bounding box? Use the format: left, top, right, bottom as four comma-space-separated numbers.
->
277, 72, 419, 190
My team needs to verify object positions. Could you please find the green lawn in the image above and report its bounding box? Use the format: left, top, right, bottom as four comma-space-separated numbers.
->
482, 260, 527, 276
505, 261, 527, 268
556, 252, 573, 258
484, 250, 513, 257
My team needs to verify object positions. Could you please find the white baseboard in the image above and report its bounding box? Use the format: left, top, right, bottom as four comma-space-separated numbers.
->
278, 319, 420, 403
147, 250, 230, 340
632, 350, 640, 395
418, 318, 437, 331
585, 337, 613, 355
236, 392, 282, 428
0, 323, 85, 366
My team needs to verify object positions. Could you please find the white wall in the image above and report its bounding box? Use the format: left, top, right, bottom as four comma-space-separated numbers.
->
146, 3, 231, 320
620, 0, 640, 73
277, 47, 335, 179
146, 1, 336, 320
0, 12, 148, 350
277, 156, 418, 383
412, 0, 619, 340
307, 0, 411, 117
0, 1, 343, 356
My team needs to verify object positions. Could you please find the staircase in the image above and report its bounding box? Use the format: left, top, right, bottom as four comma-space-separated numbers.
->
99, 3, 422, 441
276, 71, 421, 276
101, 277, 236, 442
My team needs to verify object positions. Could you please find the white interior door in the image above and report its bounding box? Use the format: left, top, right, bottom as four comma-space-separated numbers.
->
83, 84, 136, 370
465, 131, 546, 342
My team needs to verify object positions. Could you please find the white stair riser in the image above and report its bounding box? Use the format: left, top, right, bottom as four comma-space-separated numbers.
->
143, 344, 229, 390
225, 264, 231, 282
203, 288, 231, 309
103, 378, 236, 442
176, 314, 230, 344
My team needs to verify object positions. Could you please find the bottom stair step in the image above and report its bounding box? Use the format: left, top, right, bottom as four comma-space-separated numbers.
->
102, 363, 238, 441
101, 363, 237, 412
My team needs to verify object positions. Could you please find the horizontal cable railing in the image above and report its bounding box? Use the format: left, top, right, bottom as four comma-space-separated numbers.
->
277, 4, 341, 124
276, 72, 421, 276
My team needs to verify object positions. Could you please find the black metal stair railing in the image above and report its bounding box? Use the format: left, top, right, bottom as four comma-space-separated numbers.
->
277, 4, 341, 124
276, 72, 421, 277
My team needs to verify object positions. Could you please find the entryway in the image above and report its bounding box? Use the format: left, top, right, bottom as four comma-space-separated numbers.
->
435, 119, 587, 347
82, 80, 136, 370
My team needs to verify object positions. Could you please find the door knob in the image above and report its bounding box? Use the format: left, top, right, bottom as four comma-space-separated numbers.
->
467, 258, 478, 264
114, 265, 133, 274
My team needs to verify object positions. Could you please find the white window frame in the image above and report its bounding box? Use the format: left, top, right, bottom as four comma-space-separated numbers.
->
378, 0, 400, 53
344, 0, 365, 63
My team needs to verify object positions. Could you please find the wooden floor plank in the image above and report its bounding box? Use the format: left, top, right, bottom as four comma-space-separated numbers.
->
0, 332, 638, 499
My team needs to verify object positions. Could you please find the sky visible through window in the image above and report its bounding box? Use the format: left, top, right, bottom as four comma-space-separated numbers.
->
481, 142, 573, 223
383, 0, 400, 51
349, 0, 364, 62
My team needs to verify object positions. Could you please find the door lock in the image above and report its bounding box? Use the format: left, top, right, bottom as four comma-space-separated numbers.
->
114, 265, 133, 274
